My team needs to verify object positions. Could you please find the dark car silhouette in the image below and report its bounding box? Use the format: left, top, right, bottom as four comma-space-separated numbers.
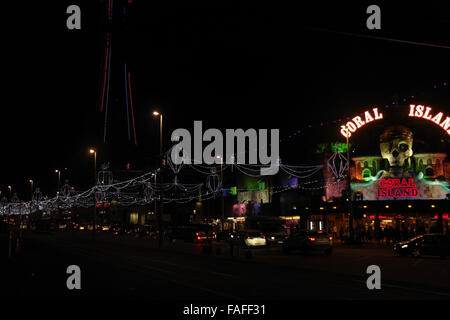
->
393, 233, 450, 258
282, 230, 333, 255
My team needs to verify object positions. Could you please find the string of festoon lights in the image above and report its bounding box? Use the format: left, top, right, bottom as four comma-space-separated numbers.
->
0, 149, 347, 215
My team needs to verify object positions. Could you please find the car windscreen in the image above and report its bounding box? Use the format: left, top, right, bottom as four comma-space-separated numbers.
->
248, 232, 263, 237
191, 224, 213, 231
261, 225, 285, 233
308, 231, 329, 237
409, 235, 423, 242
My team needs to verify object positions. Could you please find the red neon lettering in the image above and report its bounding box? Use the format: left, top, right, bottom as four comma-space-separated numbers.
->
431, 112, 443, 125
373, 108, 383, 119
339, 108, 385, 137
346, 121, 357, 132
408, 105, 449, 136
409, 104, 415, 117
352, 116, 365, 128
415, 105, 424, 117
376, 178, 419, 198
365, 111, 374, 123
340, 126, 351, 138
423, 107, 433, 120
439, 116, 450, 130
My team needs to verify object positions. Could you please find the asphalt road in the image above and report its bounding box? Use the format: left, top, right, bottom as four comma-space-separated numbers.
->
1, 231, 449, 301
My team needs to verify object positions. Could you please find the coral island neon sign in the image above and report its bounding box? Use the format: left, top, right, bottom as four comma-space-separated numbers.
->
340, 105, 450, 137
408, 105, 450, 135
340, 108, 383, 138
376, 178, 419, 198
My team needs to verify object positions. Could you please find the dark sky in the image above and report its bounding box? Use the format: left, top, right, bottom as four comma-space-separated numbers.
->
1, 1, 449, 199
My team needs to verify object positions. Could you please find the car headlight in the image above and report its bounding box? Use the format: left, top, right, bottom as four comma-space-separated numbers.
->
401, 244, 408, 249
271, 236, 275, 240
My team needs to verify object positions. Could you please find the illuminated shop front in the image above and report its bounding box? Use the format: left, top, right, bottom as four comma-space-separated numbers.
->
322, 104, 450, 235
352, 201, 450, 234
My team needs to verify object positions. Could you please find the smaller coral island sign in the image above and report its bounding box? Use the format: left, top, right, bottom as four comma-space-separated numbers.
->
376, 178, 419, 198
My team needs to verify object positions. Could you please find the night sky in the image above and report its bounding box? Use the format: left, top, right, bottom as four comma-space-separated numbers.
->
1, 1, 449, 200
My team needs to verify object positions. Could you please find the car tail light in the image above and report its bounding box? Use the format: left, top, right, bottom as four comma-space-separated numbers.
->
262, 235, 266, 239
329, 236, 333, 241
247, 236, 252, 239
197, 236, 201, 240
196, 232, 199, 236
309, 237, 316, 242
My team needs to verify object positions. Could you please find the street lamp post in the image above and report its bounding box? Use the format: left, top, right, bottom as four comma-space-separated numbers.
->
29, 180, 33, 200
8, 186, 12, 199
153, 111, 164, 248
217, 155, 225, 232
344, 131, 354, 242
89, 148, 97, 240
55, 169, 61, 195
28, 179, 34, 219
55, 169, 62, 226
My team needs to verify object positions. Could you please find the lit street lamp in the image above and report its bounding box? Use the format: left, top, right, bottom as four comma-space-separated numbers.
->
153, 111, 164, 248
216, 155, 225, 232
89, 148, 97, 181
28, 180, 34, 200
89, 148, 97, 240
55, 169, 61, 195
153, 111, 163, 160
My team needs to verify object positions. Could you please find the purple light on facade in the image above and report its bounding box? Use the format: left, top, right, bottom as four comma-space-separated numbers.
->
287, 177, 298, 188
392, 101, 395, 104
434, 85, 437, 88
444, 82, 447, 86
411, 95, 414, 98
403, 98, 406, 102
297, 130, 301, 133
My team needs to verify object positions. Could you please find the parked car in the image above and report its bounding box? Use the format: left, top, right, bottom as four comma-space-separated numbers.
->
230, 231, 267, 247
393, 233, 450, 258
262, 226, 288, 246
282, 230, 333, 255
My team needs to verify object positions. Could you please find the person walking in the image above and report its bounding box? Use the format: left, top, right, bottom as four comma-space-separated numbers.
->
379, 227, 385, 245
